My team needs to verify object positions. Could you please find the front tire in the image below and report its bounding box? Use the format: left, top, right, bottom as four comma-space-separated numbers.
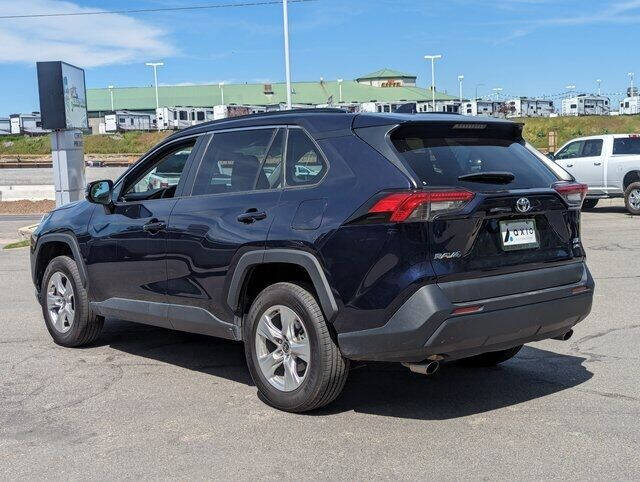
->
41, 255, 104, 347
459, 345, 523, 367
244, 282, 349, 412
624, 182, 640, 215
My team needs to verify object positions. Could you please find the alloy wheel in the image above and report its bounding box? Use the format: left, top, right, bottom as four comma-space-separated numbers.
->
254, 305, 310, 392
46, 271, 75, 334
629, 188, 640, 210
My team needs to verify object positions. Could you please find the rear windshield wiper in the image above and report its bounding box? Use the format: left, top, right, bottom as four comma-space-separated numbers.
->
458, 171, 515, 184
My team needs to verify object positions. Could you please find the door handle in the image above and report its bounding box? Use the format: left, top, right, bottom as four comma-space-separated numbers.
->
594, 161, 602, 166
566, 164, 574, 167
143, 220, 166, 234
237, 209, 267, 224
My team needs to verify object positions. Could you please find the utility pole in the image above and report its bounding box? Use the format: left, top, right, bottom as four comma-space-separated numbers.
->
337, 79, 343, 103
424, 54, 442, 112
282, 0, 292, 109
629, 72, 635, 96
475, 83, 484, 100
457, 75, 464, 103
108, 85, 114, 111
596, 79, 602, 96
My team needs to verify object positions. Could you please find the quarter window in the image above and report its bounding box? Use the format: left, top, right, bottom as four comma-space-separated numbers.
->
192, 128, 283, 195
285, 129, 327, 186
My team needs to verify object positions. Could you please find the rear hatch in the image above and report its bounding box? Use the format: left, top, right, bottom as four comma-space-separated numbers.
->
387, 120, 586, 285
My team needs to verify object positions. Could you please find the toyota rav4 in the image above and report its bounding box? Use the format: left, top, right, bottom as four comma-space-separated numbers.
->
30, 110, 594, 412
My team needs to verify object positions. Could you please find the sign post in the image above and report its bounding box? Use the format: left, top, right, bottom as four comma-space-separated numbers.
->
36, 61, 88, 207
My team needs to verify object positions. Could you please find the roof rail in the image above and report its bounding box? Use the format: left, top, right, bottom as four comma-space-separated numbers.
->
178, 107, 348, 134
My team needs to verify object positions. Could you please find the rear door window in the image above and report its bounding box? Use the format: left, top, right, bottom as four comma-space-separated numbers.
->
285, 129, 327, 186
613, 137, 640, 155
192, 128, 283, 195
390, 124, 558, 190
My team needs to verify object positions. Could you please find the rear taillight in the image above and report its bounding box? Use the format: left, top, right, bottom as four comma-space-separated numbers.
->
369, 189, 475, 222
554, 182, 588, 207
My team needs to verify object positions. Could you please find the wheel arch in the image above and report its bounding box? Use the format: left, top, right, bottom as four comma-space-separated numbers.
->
623, 170, 640, 191
227, 249, 339, 323
33, 232, 88, 293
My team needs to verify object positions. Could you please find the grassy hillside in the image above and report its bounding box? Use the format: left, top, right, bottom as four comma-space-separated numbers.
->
2, 115, 640, 156
518, 115, 640, 150
0, 131, 170, 156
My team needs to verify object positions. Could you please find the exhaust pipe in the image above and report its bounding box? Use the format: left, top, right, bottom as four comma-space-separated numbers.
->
552, 329, 573, 341
402, 361, 440, 376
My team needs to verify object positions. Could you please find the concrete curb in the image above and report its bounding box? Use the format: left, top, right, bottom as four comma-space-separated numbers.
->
18, 224, 38, 239
0, 185, 55, 201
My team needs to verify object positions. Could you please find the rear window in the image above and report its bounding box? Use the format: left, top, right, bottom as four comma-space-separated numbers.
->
613, 137, 640, 155
390, 124, 559, 190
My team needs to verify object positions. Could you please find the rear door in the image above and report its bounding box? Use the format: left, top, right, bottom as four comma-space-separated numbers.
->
165, 127, 285, 326
389, 122, 585, 283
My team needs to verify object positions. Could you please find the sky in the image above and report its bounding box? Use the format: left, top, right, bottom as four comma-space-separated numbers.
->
1, 0, 639, 116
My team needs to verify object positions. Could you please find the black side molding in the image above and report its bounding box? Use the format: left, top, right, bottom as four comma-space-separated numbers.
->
227, 249, 339, 321
91, 298, 240, 340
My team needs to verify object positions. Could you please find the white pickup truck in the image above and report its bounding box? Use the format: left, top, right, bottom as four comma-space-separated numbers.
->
551, 134, 640, 214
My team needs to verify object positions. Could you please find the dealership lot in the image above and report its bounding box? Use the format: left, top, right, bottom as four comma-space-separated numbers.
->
0, 199, 638, 479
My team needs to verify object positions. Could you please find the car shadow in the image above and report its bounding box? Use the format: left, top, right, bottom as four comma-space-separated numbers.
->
585, 205, 629, 215
99, 319, 592, 420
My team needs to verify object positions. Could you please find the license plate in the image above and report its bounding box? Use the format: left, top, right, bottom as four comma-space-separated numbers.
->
499, 219, 539, 251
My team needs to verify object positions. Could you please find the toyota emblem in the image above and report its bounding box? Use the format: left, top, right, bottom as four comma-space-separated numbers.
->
516, 197, 531, 213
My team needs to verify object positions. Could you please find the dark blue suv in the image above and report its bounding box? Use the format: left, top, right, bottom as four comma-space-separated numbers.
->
30, 110, 594, 412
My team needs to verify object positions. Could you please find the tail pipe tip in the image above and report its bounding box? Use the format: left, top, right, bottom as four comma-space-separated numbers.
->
552, 329, 574, 341
402, 360, 440, 376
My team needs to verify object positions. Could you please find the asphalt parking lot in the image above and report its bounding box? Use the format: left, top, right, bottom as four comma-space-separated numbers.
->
1, 199, 639, 479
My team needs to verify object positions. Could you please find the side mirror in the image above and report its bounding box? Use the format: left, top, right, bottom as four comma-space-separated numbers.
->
86, 180, 113, 205
546, 152, 555, 160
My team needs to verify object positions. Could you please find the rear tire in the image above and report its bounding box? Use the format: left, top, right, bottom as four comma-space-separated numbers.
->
459, 345, 523, 367
582, 198, 599, 210
41, 255, 104, 347
624, 182, 640, 215
244, 282, 349, 412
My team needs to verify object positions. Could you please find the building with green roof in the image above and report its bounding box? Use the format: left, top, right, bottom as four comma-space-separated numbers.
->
87, 68, 454, 116
355, 68, 417, 87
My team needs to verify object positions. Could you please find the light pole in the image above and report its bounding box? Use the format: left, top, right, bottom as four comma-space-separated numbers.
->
475, 83, 484, 100
596, 79, 602, 96
145, 62, 164, 110
337, 79, 343, 103
457, 75, 464, 103
282, 0, 292, 109
424, 54, 442, 112
108, 85, 114, 111
565, 84, 576, 99
219, 82, 225, 105
492, 87, 503, 101
629, 72, 635, 96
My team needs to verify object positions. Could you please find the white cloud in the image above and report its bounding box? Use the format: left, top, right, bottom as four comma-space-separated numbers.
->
0, 0, 176, 67
501, 0, 640, 41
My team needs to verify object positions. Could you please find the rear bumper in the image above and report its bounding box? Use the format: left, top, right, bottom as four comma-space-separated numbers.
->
337, 262, 594, 363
